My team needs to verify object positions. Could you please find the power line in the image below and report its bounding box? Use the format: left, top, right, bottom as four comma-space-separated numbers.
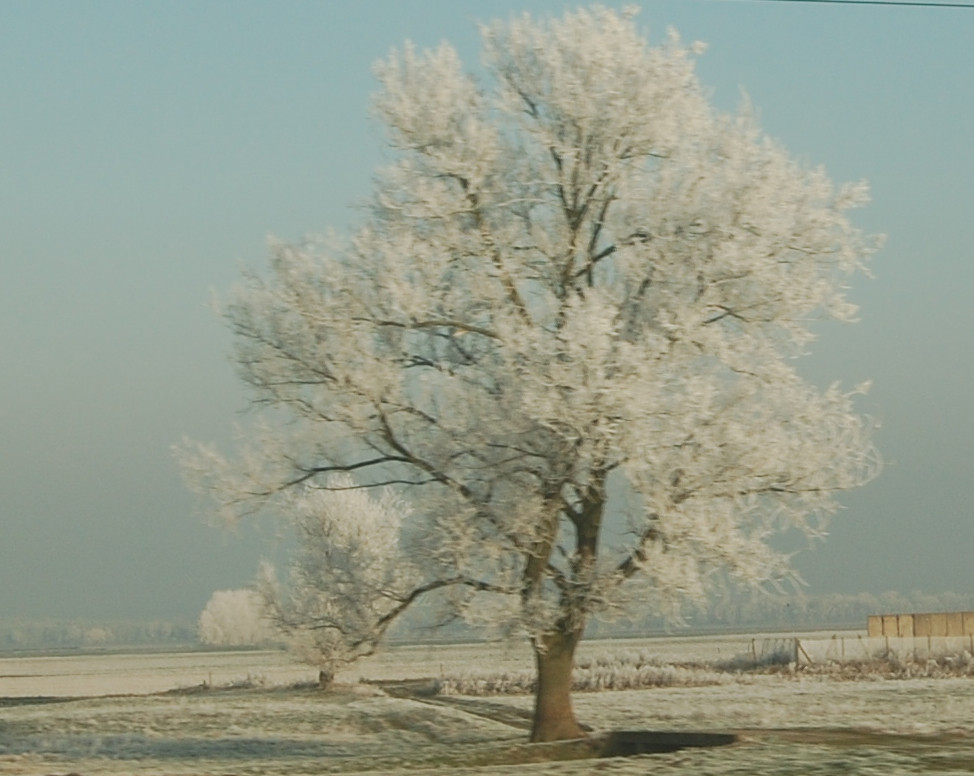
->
736, 0, 974, 7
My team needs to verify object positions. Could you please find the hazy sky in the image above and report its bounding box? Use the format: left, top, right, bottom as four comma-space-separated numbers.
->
2, 0, 972, 621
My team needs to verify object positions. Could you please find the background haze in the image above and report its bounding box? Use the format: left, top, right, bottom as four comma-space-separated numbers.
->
2, 0, 972, 621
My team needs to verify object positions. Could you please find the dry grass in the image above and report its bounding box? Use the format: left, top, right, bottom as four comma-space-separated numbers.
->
433, 646, 974, 696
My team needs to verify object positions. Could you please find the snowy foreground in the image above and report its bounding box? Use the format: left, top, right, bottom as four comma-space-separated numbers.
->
2, 635, 974, 775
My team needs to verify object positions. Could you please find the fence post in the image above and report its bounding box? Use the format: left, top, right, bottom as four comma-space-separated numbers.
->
795, 638, 812, 665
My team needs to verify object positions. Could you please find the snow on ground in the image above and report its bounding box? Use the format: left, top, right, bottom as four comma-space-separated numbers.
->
2, 638, 974, 775
0, 650, 313, 698
0, 632, 855, 698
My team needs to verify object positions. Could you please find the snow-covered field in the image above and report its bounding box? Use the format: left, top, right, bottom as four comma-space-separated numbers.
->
2, 634, 974, 775
0, 632, 804, 699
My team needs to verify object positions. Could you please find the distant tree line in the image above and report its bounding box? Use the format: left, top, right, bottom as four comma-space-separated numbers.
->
0, 618, 197, 652
587, 589, 974, 637
5, 590, 974, 653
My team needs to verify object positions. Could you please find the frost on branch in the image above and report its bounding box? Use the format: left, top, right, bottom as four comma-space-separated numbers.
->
180, 5, 881, 740
256, 476, 420, 681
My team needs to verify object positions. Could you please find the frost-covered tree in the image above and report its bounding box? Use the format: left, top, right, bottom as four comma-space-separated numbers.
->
257, 476, 420, 686
198, 588, 275, 647
182, 7, 880, 741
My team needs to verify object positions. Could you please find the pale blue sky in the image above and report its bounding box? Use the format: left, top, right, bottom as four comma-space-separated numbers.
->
2, 0, 972, 620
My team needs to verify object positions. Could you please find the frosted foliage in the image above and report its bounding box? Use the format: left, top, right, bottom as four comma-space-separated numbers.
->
181, 8, 880, 645
258, 476, 419, 672
198, 589, 275, 647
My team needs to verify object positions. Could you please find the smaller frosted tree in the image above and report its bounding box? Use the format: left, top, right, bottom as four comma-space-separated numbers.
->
198, 588, 275, 647
257, 475, 420, 686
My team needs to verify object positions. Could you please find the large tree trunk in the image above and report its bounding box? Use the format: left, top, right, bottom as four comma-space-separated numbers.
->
530, 625, 586, 742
